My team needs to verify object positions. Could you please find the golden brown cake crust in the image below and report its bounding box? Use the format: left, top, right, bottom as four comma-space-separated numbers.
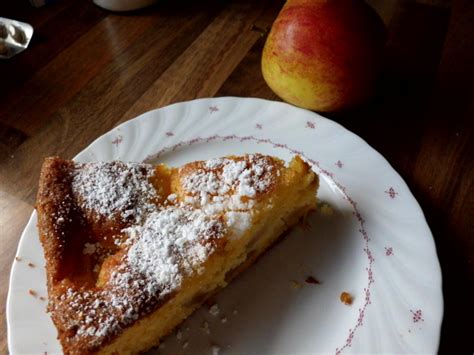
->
36, 158, 177, 353
36, 157, 79, 286
36, 154, 318, 354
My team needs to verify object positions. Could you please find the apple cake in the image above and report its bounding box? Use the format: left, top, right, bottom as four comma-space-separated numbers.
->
36, 154, 318, 354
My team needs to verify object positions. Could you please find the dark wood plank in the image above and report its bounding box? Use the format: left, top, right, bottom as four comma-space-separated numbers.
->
0, 2, 225, 205
0, 122, 28, 162
411, 1, 474, 352
217, 36, 280, 100
0, 11, 159, 135
120, 0, 281, 120
1, 0, 73, 26
0, 0, 108, 96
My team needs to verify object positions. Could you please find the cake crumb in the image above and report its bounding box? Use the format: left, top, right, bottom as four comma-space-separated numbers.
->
29, 289, 37, 297
182, 342, 189, 349
221, 317, 227, 323
232, 309, 238, 315
15, 256, 22, 262
201, 321, 210, 334
93, 264, 101, 274
39, 296, 46, 301
291, 280, 302, 289
28, 262, 35, 268
305, 276, 320, 285
211, 345, 221, 355
209, 303, 220, 316
319, 202, 334, 216
176, 330, 182, 340
83, 242, 97, 255
340, 292, 354, 305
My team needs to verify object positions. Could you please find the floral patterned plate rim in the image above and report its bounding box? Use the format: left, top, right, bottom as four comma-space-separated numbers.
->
7, 97, 443, 354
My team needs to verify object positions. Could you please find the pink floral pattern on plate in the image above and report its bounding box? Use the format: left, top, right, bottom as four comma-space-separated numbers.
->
208, 105, 219, 114
145, 134, 374, 354
111, 135, 123, 147
385, 187, 398, 199
410, 309, 424, 323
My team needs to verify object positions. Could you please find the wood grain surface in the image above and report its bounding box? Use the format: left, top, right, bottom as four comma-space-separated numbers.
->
0, 0, 472, 353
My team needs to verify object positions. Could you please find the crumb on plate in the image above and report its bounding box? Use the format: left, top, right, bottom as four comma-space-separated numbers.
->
201, 321, 210, 335
318, 202, 334, 216
209, 303, 220, 316
305, 276, 320, 284
340, 291, 354, 305
290, 280, 302, 289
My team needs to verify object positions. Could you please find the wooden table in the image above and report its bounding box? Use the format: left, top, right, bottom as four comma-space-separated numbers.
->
1, 0, 472, 352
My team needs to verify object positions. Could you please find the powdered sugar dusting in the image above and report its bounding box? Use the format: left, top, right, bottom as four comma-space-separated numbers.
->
48, 155, 281, 349
71, 162, 157, 223
181, 155, 276, 219
53, 278, 145, 346
225, 211, 251, 237
205, 158, 224, 169
126, 206, 225, 293
53, 206, 226, 346
183, 155, 274, 200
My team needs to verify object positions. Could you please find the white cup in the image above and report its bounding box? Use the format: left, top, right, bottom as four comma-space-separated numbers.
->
93, 0, 157, 11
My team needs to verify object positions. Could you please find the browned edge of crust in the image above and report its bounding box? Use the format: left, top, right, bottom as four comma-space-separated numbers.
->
36, 157, 76, 287
36, 157, 95, 353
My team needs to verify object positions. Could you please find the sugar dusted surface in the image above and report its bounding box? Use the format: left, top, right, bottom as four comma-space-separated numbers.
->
52, 204, 227, 348
184, 155, 275, 200
126, 206, 225, 294
71, 161, 157, 223
46, 155, 282, 350
181, 155, 276, 219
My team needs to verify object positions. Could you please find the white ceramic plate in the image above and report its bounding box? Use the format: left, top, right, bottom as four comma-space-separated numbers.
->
7, 97, 443, 354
